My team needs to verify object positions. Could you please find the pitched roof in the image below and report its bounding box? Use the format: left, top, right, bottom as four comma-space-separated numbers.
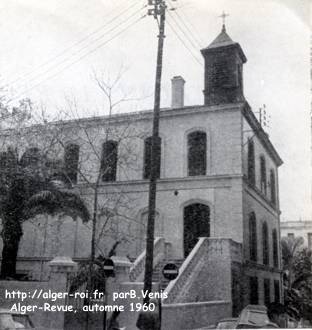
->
205, 25, 235, 49
201, 25, 247, 63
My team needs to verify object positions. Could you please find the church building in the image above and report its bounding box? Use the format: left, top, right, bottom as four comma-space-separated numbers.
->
0, 23, 283, 323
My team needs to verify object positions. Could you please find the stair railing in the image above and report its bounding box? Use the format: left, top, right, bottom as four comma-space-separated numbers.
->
129, 237, 165, 282
163, 237, 208, 304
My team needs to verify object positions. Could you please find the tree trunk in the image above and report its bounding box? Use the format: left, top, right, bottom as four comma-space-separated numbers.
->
0, 217, 23, 279
1, 237, 21, 278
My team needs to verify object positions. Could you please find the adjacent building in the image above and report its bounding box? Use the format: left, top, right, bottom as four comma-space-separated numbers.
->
281, 220, 312, 249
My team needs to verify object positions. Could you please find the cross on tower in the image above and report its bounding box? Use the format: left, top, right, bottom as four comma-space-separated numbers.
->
219, 11, 229, 31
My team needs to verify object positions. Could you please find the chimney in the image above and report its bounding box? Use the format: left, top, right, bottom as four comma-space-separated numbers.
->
171, 76, 185, 108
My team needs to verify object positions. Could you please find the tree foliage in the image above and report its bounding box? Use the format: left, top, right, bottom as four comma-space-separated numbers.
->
0, 145, 90, 279
281, 236, 312, 321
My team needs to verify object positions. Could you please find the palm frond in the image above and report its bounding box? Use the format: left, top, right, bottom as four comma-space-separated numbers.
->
24, 188, 90, 223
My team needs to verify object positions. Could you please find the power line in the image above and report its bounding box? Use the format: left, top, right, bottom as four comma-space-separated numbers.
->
167, 10, 200, 54
173, 5, 204, 47
11, 15, 146, 101
166, 17, 203, 67
6, 0, 142, 87
9, 7, 145, 94
167, 0, 203, 49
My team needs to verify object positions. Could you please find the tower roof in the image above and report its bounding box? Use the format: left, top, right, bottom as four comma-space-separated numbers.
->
201, 25, 247, 63
205, 25, 235, 49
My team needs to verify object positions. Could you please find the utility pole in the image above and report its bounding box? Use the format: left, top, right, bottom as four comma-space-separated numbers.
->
143, 0, 166, 304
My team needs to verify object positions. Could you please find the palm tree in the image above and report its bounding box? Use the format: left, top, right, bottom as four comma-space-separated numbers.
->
281, 236, 312, 321
0, 147, 90, 278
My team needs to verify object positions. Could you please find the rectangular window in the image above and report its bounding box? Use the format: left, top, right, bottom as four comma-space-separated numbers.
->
260, 156, 267, 195
101, 141, 118, 182
249, 276, 258, 304
187, 131, 207, 176
272, 229, 279, 268
270, 170, 276, 205
0, 152, 7, 174
64, 144, 79, 184
274, 280, 280, 303
262, 223, 269, 265
264, 278, 271, 306
247, 139, 255, 186
143, 136, 161, 179
249, 213, 257, 262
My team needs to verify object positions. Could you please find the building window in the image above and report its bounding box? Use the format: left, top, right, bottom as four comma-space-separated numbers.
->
64, 144, 79, 184
308, 233, 312, 250
264, 278, 271, 306
270, 169, 276, 205
272, 229, 278, 268
20, 147, 41, 167
287, 233, 294, 239
183, 203, 210, 258
143, 136, 161, 179
249, 212, 257, 262
0, 152, 6, 173
249, 276, 258, 304
247, 138, 255, 185
187, 131, 206, 176
101, 140, 118, 182
262, 222, 269, 265
274, 280, 280, 303
260, 156, 267, 195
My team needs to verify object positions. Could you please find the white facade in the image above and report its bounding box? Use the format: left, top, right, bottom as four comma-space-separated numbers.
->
280, 221, 312, 249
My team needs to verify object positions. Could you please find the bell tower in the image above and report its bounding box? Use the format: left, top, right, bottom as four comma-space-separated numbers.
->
201, 21, 247, 106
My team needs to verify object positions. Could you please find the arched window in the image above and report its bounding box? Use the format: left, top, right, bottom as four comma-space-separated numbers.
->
64, 144, 79, 184
143, 136, 161, 179
262, 222, 269, 265
135, 210, 162, 256
260, 156, 267, 195
249, 212, 257, 262
270, 169, 276, 205
247, 139, 255, 185
187, 131, 206, 176
101, 140, 118, 182
184, 203, 210, 257
272, 229, 278, 268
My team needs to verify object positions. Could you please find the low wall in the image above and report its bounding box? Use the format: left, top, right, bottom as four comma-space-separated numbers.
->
0, 257, 76, 330
0, 280, 65, 329
0, 257, 89, 281
162, 300, 232, 330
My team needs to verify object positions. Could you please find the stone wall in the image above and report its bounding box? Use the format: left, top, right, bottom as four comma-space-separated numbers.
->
165, 238, 242, 305
0, 257, 76, 329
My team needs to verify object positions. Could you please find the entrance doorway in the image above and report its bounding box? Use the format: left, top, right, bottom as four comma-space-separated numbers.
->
183, 203, 210, 257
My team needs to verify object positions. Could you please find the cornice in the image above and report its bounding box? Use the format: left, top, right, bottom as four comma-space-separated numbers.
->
75, 173, 243, 195
242, 102, 283, 167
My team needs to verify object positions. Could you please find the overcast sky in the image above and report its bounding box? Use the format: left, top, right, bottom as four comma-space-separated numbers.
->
0, 0, 310, 221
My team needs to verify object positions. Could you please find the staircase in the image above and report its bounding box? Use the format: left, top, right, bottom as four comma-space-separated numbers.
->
152, 259, 184, 290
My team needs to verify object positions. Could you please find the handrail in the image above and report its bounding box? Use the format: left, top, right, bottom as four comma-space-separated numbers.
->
164, 238, 242, 304
164, 237, 208, 304
129, 237, 165, 282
